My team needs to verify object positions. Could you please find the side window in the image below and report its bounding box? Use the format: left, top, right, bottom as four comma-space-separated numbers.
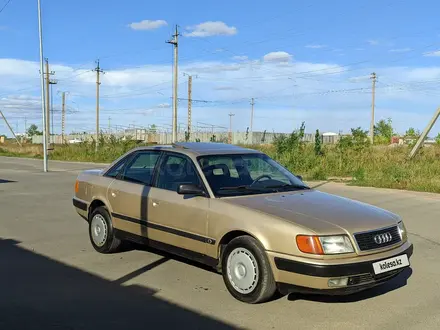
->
122, 151, 160, 185
156, 154, 201, 192
105, 158, 129, 178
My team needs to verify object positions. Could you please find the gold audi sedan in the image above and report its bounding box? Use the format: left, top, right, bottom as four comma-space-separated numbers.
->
73, 142, 413, 303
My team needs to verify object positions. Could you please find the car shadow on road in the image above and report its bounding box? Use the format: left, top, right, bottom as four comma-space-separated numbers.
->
287, 267, 413, 303
134, 243, 220, 274
0, 238, 237, 330
0, 179, 16, 184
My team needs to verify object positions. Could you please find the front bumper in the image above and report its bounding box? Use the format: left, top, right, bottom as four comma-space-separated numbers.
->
268, 241, 413, 295
73, 197, 88, 221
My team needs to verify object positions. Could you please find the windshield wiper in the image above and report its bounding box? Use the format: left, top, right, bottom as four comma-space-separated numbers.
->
264, 183, 309, 190
218, 185, 270, 191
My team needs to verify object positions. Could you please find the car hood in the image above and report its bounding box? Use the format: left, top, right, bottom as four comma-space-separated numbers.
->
222, 189, 399, 235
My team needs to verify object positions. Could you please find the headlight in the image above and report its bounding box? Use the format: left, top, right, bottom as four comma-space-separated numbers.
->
319, 236, 355, 254
296, 235, 354, 255
398, 221, 407, 241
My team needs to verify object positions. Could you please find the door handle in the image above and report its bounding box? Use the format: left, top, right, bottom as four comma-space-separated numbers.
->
152, 201, 159, 207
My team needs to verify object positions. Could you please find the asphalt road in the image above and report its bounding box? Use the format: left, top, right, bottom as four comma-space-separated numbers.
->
1, 156, 440, 329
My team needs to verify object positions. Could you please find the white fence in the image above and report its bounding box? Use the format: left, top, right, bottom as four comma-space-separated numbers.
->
32, 131, 340, 145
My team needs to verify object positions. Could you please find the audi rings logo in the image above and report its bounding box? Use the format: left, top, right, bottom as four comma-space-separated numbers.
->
374, 232, 392, 244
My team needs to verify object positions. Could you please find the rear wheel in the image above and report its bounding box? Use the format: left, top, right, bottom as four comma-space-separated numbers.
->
89, 206, 121, 253
221, 236, 276, 304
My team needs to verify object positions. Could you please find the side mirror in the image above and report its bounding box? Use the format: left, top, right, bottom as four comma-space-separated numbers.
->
177, 184, 206, 196
296, 175, 303, 181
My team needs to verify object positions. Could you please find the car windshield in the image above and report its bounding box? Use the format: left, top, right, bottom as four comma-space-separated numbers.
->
197, 153, 309, 197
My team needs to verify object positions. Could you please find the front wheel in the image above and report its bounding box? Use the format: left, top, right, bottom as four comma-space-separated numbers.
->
89, 206, 121, 253
221, 236, 276, 304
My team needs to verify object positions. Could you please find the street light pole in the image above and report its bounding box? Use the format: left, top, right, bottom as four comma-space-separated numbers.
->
37, 0, 48, 172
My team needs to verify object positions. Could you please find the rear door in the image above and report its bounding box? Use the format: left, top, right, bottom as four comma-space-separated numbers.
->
107, 150, 161, 238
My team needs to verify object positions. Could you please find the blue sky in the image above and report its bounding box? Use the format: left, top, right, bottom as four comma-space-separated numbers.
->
1, 0, 440, 137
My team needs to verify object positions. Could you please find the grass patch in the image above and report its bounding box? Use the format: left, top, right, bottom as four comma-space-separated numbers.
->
2, 135, 440, 193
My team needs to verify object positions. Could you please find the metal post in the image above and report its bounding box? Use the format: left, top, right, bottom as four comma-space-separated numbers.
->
37, 0, 48, 172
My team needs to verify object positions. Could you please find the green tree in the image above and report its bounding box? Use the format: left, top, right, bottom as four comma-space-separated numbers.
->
374, 118, 393, 144
405, 127, 419, 137
314, 129, 322, 156
274, 122, 305, 155
435, 133, 440, 145
337, 127, 370, 152
351, 127, 370, 150
26, 124, 43, 137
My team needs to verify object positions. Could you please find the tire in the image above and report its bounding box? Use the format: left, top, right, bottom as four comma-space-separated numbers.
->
221, 236, 276, 304
88, 206, 121, 253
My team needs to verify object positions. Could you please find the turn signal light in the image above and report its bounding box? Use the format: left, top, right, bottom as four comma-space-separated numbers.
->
75, 180, 79, 193
296, 235, 324, 255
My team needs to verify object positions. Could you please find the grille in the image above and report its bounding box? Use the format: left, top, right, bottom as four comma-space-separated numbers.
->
354, 226, 401, 251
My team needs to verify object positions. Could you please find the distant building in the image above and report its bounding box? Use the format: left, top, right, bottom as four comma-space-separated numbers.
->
322, 132, 338, 136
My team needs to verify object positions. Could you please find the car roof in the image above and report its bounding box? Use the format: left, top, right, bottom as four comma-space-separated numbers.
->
130, 142, 262, 156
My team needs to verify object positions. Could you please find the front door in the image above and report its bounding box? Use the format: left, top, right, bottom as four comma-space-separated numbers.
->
107, 150, 161, 239
147, 152, 211, 255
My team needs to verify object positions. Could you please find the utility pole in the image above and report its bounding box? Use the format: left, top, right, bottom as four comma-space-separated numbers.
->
409, 107, 440, 159
61, 91, 66, 143
38, 0, 48, 172
45, 58, 55, 147
228, 113, 235, 144
167, 25, 179, 143
94, 59, 104, 151
370, 72, 376, 144
24, 116, 27, 135
0, 110, 22, 147
108, 116, 111, 131
50, 81, 57, 142
187, 75, 192, 139
250, 98, 255, 140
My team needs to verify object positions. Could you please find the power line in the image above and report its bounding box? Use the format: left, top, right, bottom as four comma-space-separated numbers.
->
0, 0, 12, 14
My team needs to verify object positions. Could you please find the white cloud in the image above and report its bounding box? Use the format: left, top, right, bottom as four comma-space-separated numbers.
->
389, 48, 412, 53
305, 44, 326, 49
263, 51, 292, 63
156, 103, 170, 108
355, 48, 364, 51
367, 39, 379, 46
128, 20, 167, 31
214, 86, 238, 91
4, 57, 440, 135
184, 21, 237, 37
423, 50, 440, 57
232, 55, 248, 61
